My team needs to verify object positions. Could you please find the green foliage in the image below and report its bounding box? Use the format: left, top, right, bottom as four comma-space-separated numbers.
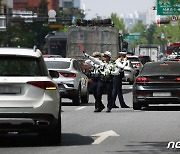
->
130, 20, 147, 48
0, 1, 51, 49
60, 8, 85, 20
154, 22, 180, 44
111, 13, 127, 34
129, 19, 180, 48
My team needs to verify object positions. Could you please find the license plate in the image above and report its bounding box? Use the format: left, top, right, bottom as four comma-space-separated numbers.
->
153, 92, 171, 97
0, 86, 21, 94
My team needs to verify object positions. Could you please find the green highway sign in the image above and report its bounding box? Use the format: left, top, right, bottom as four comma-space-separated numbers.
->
157, 0, 180, 15
124, 35, 140, 41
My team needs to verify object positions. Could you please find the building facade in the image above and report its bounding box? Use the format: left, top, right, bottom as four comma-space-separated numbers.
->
59, 0, 81, 9
0, 0, 13, 31
13, 0, 59, 12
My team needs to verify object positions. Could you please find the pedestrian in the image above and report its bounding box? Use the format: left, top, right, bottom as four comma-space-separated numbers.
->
85, 52, 102, 110
112, 52, 130, 108
85, 51, 115, 112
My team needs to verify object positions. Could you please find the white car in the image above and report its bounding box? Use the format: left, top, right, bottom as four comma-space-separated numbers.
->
44, 57, 89, 105
0, 48, 61, 144
122, 60, 137, 84
127, 55, 143, 75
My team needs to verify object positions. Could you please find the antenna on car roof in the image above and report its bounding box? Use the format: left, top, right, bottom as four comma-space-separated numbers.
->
33, 46, 37, 52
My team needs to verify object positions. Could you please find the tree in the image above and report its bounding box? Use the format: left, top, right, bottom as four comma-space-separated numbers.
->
111, 13, 127, 34
146, 23, 157, 44
130, 20, 147, 48
154, 22, 180, 45
59, 7, 85, 20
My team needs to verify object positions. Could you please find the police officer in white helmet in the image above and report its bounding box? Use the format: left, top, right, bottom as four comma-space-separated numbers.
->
112, 52, 130, 108
85, 52, 102, 110
84, 51, 115, 112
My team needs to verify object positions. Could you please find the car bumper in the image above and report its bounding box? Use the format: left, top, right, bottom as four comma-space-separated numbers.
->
0, 113, 60, 133
133, 86, 180, 104
59, 89, 78, 98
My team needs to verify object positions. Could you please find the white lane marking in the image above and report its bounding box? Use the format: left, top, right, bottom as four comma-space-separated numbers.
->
75, 106, 86, 111
91, 130, 120, 145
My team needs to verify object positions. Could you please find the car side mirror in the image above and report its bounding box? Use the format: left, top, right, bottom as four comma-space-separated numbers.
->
49, 70, 59, 78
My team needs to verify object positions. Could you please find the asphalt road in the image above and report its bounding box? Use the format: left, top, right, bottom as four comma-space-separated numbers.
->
0, 84, 180, 154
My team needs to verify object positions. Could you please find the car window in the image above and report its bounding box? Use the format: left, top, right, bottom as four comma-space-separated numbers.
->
73, 61, 82, 72
0, 56, 45, 76
141, 63, 180, 75
45, 61, 70, 69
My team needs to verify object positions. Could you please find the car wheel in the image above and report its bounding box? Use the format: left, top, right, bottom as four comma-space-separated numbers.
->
81, 90, 89, 104
133, 101, 142, 110
72, 86, 81, 105
39, 114, 61, 145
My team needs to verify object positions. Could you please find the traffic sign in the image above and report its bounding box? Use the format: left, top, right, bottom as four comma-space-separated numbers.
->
124, 35, 140, 40
171, 16, 178, 21
48, 10, 56, 22
170, 20, 179, 26
157, 0, 180, 15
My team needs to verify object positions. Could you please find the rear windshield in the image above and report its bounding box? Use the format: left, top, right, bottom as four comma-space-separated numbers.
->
141, 62, 180, 75
0, 56, 46, 76
45, 61, 70, 69
139, 56, 151, 64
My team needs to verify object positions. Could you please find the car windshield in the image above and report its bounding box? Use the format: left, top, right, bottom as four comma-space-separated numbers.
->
45, 61, 70, 69
141, 62, 180, 75
0, 56, 44, 76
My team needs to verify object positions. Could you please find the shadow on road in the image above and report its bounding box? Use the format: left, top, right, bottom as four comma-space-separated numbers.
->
142, 106, 180, 111
61, 133, 93, 146
0, 133, 94, 147
62, 102, 94, 106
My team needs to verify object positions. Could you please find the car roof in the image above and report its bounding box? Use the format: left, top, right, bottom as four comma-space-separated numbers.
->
44, 57, 73, 62
0, 47, 42, 58
127, 55, 139, 58
145, 61, 179, 65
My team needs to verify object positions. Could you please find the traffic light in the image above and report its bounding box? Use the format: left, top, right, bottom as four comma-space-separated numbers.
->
152, 6, 156, 10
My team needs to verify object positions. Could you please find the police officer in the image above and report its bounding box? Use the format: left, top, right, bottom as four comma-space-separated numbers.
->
85, 51, 115, 112
85, 52, 102, 110
112, 52, 130, 108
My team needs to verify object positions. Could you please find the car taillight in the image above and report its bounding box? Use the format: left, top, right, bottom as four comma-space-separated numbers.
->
175, 77, 180, 82
27, 81, 57, 90
136, 63, 141, 67
60, 72, 76, 78
136, 77, 149, 83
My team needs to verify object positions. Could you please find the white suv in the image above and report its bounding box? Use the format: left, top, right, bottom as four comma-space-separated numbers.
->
44, 57, 89, 105
0, 48, 61, 144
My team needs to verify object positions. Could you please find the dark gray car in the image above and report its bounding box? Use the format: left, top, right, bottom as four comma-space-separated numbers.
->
133, 61, 180, 110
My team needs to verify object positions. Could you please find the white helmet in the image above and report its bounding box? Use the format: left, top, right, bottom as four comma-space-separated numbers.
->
92, 52, 102, 57
103, 51, 111, 57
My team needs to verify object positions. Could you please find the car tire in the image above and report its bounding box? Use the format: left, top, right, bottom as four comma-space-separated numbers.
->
39, 115, 61, 145
81, 90, 89, 104
133, 101, 142, 110
72, 86, 81, 105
